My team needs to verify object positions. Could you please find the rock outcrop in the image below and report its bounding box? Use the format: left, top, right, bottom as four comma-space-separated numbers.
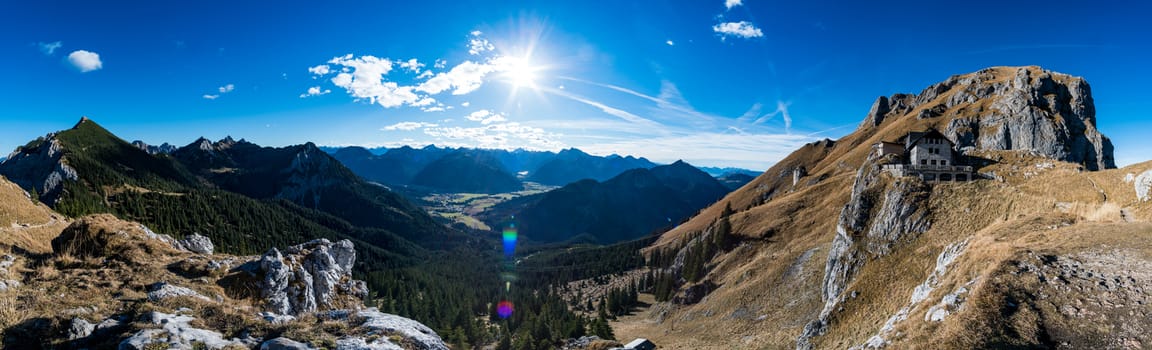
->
799, 158, 932, 349
176, 232, 215, 254
338, 309, 450, 350
1132, 170, 1152, 202
119, 311, 252, 350
259, 239, 368, 316
867, 66, 1115, 170
0, 136, 78, 204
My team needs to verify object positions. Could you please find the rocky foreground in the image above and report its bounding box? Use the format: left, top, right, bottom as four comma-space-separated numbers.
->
0, 206, 449, 350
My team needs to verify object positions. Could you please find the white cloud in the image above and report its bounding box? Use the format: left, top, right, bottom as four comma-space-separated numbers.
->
399, 58, 424, 73
471, 30, 483, 36
299, 86, 332, 98
461, 102, 470, 107
218, 84, 235, 93
38, 41, 62, 55
417, 59, 506, 95
468, 38, 495, 55
67, 50, 103, 72
465, 110, 508, 125
325, 54, 424, 108
203, 94, 219, 100
666, 40, 675, 46
313, 32, 522, 111
713, 21, 764, 39
725, 0, 743, 9
423, 121, 563, 150
382, 121, 439, 131
308, 64, 331, 76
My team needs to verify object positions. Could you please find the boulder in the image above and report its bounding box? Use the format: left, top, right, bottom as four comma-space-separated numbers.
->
118, 311, 246, 350
335, 308, 449, 350
146, 282, 210, 302
177, 233, 215, 254
259, 239, 368, 316
261, 337, 315, 350
66, 317, 95, 340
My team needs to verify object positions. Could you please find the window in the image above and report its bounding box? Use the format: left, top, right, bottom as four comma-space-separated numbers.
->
941, 160, 947, 166
931, 160, 937, 165
921, 159, 927, 165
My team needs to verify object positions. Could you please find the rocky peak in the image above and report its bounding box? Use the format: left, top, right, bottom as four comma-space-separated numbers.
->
72, 116, 91, 129
0, 134, 78, 204
865, 66, 1115, 170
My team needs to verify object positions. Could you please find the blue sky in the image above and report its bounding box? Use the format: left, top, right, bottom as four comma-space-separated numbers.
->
1, 0, 1149, 170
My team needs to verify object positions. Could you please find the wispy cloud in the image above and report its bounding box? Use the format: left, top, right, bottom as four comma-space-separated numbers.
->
581, 132, 813, 170
38, 41, 62, 55
382, 121, 439, 131
753, 100, 793, 131
713, 21, 764, 39
67, 50, 103, 72
541, 86, 666, 129
204, 83, 235, 100
725, 0, 743, 9
557, 77, 717, 125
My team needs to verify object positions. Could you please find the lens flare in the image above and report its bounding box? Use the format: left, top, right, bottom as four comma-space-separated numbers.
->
502, 227, 518, 257
497, 300, 514, 319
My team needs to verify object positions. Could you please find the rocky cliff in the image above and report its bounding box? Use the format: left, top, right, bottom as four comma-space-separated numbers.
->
863, 66, 1115, 170
0, 136, 78, 205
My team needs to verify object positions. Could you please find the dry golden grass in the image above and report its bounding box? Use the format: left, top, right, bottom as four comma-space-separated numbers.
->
0, 176, 70, 254
619, 66, 1152, 349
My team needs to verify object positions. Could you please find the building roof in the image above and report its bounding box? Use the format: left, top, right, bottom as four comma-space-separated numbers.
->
625, 338, 654, 347
900, 128, 952, 148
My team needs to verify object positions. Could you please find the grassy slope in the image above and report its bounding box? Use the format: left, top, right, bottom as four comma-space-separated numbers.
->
617, 67, 1151, 349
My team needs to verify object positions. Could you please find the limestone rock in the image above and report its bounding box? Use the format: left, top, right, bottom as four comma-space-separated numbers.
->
147, 282, 210, 302
67, 317, 95, 340
863, 67, 1116, 170
261, 337, 315, 350
176, 233, 215, 254
119, 311, 246, 350
335, 308, 448, 350
1134, 170, 1152, 202
259, 239, 368, 316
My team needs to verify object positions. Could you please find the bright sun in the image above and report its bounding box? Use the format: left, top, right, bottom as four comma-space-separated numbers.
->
502, 56, 539, 89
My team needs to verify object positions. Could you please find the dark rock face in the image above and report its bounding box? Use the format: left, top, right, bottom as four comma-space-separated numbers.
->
866, 67, 1115, 170
0, 137, 78, 205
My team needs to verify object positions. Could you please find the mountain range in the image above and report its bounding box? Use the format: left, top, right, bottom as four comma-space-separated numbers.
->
328, 145, 664, 190
481, 160, 730, 244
